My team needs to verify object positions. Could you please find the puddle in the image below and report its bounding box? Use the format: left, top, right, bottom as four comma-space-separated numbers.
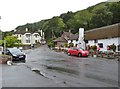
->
45, 65, 79, 75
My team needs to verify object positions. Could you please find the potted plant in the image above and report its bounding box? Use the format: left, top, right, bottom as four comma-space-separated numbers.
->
91, 45, 97, 57
110, 43, 116, 52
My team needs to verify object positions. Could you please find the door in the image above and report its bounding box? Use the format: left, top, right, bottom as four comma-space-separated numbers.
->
72, 48, 78, 55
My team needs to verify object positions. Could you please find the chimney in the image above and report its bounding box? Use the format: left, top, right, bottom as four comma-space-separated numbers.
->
26, 28, 28, 32
41, 30, 43, 36
69, 30, 71, 33
14, 29, 16, 32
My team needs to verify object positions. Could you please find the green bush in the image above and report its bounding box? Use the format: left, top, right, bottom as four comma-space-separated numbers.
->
69, 42, 74, 47
110, 44, 116, 52
47, 42, 54, 48
64, 43, 68, 48
91, 45, 97, 51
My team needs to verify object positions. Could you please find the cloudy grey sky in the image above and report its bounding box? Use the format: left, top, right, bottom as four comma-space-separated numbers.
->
0, 0, 108, 31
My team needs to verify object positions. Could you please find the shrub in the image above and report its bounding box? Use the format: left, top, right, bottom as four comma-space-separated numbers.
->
64, 43, 68, 48
69, 42, 74, 47
91, 45, 97, 51
110, 44, 116, 52
47, 42, 54, 48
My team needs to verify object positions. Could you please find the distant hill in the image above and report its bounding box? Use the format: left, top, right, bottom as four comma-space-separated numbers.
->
9, 1, 120, 42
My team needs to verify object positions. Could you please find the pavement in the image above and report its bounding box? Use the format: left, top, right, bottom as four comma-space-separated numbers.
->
1, 45, 119, 87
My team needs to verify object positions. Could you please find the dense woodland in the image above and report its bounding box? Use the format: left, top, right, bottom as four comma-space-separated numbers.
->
3, 1, 120, 43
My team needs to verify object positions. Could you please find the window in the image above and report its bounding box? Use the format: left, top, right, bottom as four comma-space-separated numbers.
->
72, 47, 77, 50
98, 43, 103, 48
85, 40, 88, 43
118, 44, 120, 51
19, 40, 21, 43
35, 40, 37, 43
26, 40, 30, 43
35, 35, 37, 38
26, 34, 30, 38
94, 39, 98, 43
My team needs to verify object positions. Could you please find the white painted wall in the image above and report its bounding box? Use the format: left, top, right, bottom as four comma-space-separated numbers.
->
88, 40, 96, 46
68, 40, 71, 44
14, 32, 44, 45
98, 37, 119, 51
78, 28, 85, 49
73, 40, 78, 46
87, 37, 120, 51
68, 40, 78, 46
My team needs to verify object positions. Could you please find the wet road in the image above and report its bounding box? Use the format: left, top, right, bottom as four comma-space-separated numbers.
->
2, 45, 119, 87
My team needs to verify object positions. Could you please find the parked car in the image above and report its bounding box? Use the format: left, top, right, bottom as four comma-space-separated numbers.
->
3, 48, 26, 62
67, 47, 89, 57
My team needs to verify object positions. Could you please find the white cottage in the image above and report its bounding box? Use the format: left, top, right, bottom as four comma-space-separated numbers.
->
13, 28, 45, 45
85, 23, 120, 52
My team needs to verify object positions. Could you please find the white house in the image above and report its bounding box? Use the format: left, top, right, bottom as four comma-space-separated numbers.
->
85, 23, 120, 52
13, 28, 45, 45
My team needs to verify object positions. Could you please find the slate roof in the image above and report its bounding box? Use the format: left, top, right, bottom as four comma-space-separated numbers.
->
53, 37, 67, 42
69, 34, 79, 40
13, 30, 40, 35
54, 31, 79, 42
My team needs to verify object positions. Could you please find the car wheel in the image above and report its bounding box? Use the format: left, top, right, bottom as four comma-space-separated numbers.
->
78, 53, 82, 57
68, 52, 71, 56
22, 59, 26, 63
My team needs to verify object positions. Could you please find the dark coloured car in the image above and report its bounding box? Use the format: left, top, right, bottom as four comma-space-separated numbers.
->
4, 48, 26, 62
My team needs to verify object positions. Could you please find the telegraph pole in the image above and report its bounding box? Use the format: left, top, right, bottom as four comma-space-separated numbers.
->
0, 16, 6, 54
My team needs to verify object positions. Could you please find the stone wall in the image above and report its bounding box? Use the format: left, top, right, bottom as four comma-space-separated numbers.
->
0, 55, 12, 64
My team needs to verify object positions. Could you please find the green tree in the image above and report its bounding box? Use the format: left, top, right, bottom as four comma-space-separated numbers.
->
109, 2, 120, 23
90, 7, 113, 28
0, 40, 3, 46
4, 36, 18, 47
64, 43, 68, 48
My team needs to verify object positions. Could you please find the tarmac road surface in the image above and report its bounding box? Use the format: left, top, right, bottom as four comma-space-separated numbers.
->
1, 45, 119, 87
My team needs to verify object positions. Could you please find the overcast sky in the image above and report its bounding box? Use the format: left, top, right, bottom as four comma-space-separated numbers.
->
0, 0, 108, 32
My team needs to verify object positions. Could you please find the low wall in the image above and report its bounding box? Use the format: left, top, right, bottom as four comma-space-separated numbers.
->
0, 55, 12, 64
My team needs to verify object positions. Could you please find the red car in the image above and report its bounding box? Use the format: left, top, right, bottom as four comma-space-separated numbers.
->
67, 47, 89, 57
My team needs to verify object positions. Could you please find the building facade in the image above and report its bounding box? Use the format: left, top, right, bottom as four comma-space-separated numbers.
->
54, 32, 79, 47
13, 28, 45, 45
85, 23, 120, 52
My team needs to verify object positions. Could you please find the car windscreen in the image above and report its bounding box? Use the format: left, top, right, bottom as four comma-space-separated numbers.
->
78, 47, 85, 50
8, 49, 22, 54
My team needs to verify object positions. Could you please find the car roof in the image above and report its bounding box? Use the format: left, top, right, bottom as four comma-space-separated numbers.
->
7, 48, 21, 51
